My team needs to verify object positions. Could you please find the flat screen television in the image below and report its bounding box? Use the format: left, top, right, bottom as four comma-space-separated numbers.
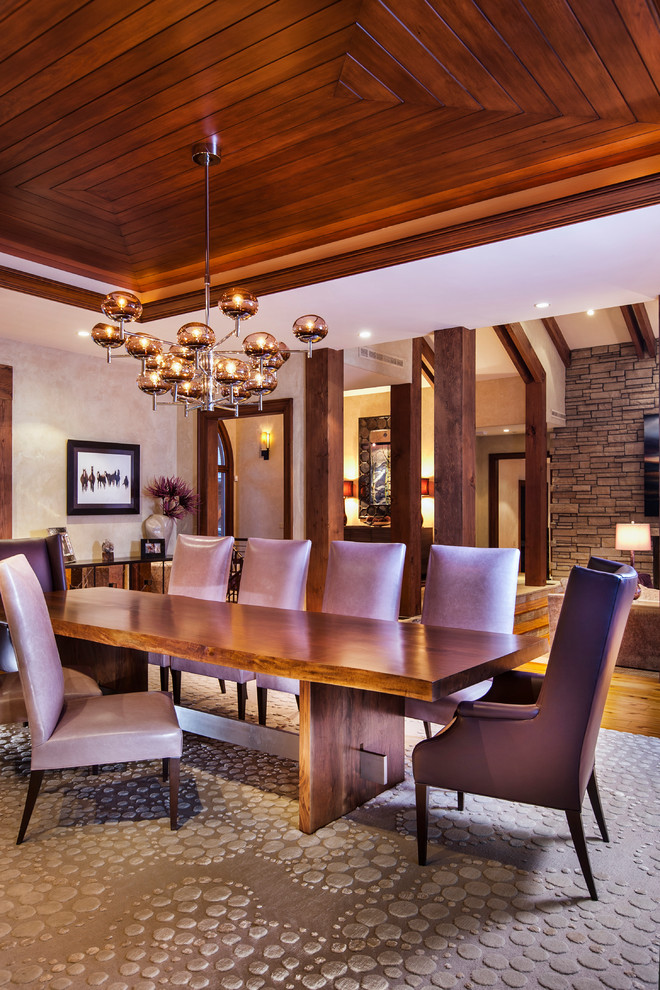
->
644, 412, 659, 517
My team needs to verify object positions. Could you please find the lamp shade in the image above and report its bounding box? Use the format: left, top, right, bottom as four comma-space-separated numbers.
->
615, 522, 651, 552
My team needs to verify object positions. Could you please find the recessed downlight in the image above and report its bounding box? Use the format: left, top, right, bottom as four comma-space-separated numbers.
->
77, 330, 90, 337
358, 330, 372, 339
534, 301, 550, 310
586, 309, 595, 316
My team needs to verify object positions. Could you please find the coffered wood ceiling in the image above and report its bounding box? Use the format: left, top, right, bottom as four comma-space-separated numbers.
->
2, 0, 660, 320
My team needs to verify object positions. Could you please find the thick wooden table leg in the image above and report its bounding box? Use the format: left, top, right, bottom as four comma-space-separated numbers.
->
298, 681, 405, 833
56, 636, 147, 693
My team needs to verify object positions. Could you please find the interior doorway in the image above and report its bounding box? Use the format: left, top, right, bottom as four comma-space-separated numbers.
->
197, 399, 293, 539
488, 452, 525, 568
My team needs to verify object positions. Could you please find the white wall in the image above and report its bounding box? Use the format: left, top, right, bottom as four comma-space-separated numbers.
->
0, 338, 185, 560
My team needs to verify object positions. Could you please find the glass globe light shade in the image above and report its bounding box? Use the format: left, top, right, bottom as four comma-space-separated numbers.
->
277, 342, 291, 362
213, 357, 249, 385
219, 287, 259, 322
125, 333, 162, 360
101, 290, 142, 324
176, 375, 206, 402
246, 368, 277, 396
242, 331, 279, 358
159, 353, 195, 385
292, 314, 328, 344
145, 352, 165, 371
177, 322, 215, 349
263, 349, 286, 370
91, 322, 124, 349
220, 383, 252, 404
168, 343, 195, 362
137, 371, 171, 396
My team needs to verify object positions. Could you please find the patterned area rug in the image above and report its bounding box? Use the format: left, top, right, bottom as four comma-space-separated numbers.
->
0, 672, 658, 990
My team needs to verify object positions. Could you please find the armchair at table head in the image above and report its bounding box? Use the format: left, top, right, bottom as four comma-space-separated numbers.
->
0, 535, 67, 673
412, 556, 638, 900
0, 553, 182, 843
405, 544, 520, 735
171, 537, 311, 721
256, 540, 407, 724
150, 533, 234, 688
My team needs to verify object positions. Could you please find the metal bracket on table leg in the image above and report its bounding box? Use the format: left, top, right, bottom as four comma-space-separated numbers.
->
359, 746, 388, 785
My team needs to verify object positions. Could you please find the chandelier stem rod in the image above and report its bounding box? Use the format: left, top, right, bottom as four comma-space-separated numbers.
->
204, 156, 211, 327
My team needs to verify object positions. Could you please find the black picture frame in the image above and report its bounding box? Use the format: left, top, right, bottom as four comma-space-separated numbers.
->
67, 439, 140, 516
141, 538, 165, 559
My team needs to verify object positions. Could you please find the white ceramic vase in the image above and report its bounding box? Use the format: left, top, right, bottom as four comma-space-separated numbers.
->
143, 513, 176, 554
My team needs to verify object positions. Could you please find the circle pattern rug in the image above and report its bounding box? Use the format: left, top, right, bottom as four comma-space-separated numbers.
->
0, 674, 658, 989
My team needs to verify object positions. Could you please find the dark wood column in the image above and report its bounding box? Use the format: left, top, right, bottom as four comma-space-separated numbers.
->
433, 328, 476, 546
494, 323, 548, 587
0, 366, 12, 539
305, 348, 344, 611
390, 339, 422, 616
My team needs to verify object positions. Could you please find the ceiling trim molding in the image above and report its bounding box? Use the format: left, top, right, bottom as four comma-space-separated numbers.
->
3, 173, 660, 324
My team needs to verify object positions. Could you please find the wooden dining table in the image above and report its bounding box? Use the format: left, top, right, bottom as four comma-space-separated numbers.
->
44, 586, 546, 833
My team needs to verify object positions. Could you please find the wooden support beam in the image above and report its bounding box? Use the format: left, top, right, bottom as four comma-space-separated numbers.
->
0, 365, 12, 539
494, 325, 547, 586
621, 303, 657, 359
305, 348, 344, 611
391, 339, 422, 617
421, 338, 434, 386
433, 328, 476, 546
621, 305, 646, 358
541, 317, 571, 368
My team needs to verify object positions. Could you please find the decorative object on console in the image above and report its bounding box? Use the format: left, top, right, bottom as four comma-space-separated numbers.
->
101, 540, 114, 563
47, 527, 75, 563
143, 476, 201, 555
66, 440, 140, 516
89, 139, 328, 417
141, 538, 166, 559
615, 521, 652, 598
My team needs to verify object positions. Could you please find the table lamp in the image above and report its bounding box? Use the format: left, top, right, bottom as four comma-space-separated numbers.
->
615, 521, 651, 598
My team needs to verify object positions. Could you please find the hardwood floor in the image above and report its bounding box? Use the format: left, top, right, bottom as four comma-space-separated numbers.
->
525, 661, 660, 738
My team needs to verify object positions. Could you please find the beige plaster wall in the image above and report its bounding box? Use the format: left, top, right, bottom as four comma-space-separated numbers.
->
0, 337, 182, 560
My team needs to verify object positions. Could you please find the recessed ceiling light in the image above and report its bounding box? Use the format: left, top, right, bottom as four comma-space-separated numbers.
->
358, 330, 371, 339
586, 309, 595, 316
503, 428, 510, 433
77, 330, 90, 337
534, 301, 550, 309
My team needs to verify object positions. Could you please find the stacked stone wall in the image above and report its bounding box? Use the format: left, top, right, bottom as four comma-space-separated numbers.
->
551, 340, 658, 578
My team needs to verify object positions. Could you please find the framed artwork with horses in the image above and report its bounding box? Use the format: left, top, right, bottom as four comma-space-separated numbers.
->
67, 439, 140, 515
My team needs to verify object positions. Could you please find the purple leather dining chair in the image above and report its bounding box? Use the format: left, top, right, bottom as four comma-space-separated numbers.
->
412, 557, 638, 900
0, 553, 183, 843
171, 537, 311, 721
405, 545, 520, 737
150, 533, 234, 694
0, 535, 102, 723
256, 540, 407, 724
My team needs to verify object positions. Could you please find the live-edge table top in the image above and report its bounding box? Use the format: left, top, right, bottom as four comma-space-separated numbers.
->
43, 587, 546, 702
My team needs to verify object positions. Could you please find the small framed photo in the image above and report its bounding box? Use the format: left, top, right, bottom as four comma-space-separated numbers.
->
67, 439, 140, 516
141, 538, 165, 559
48, 526, 76, 563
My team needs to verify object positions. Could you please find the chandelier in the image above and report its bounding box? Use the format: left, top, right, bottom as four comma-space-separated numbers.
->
90, 139, 328, 416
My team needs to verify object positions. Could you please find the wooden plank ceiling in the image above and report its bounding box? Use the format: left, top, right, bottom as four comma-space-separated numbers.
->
2, 0, 660, 317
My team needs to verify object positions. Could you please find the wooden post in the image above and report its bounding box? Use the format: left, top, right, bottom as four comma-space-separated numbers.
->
0, 366, 12, 539
305, 349, 344, 610
433, 328, 476, 546
525, 380, 548, 586
390, 339, 422, 616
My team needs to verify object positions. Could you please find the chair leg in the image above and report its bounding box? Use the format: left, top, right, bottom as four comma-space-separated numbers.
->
168, 758, 180, 830
586, 768, 609, 843
17, 769, 44, 845
218, 678, 226, 694
171, 669, 182, 705
159, 666, 169, 691
415, 782, 429, 866
257, 686, 267, 725
423, 721, 432, 739
566, 809, 598, 900
457, 791, 464, 811
162, 758, 169, 782
237, 682, 248, 720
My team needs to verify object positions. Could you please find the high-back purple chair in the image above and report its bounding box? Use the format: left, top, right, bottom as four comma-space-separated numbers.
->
0, 554, 182, 842
412, 557, 637, 900
256, 540, 407, 725
149, 534, 234, 693
171, 537, 311, 721
405, 544, 520, 736
0, 536, 101, 724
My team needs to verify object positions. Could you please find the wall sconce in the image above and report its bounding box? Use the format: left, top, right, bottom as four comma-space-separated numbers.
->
260, 431, 270, 460
421, 477, 435, 497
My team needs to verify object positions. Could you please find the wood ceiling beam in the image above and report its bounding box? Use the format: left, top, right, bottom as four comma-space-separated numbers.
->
493, 323, 545, 385
541, 317, 571, 368
620, 304, 656, 359
421, 338, 434, 386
